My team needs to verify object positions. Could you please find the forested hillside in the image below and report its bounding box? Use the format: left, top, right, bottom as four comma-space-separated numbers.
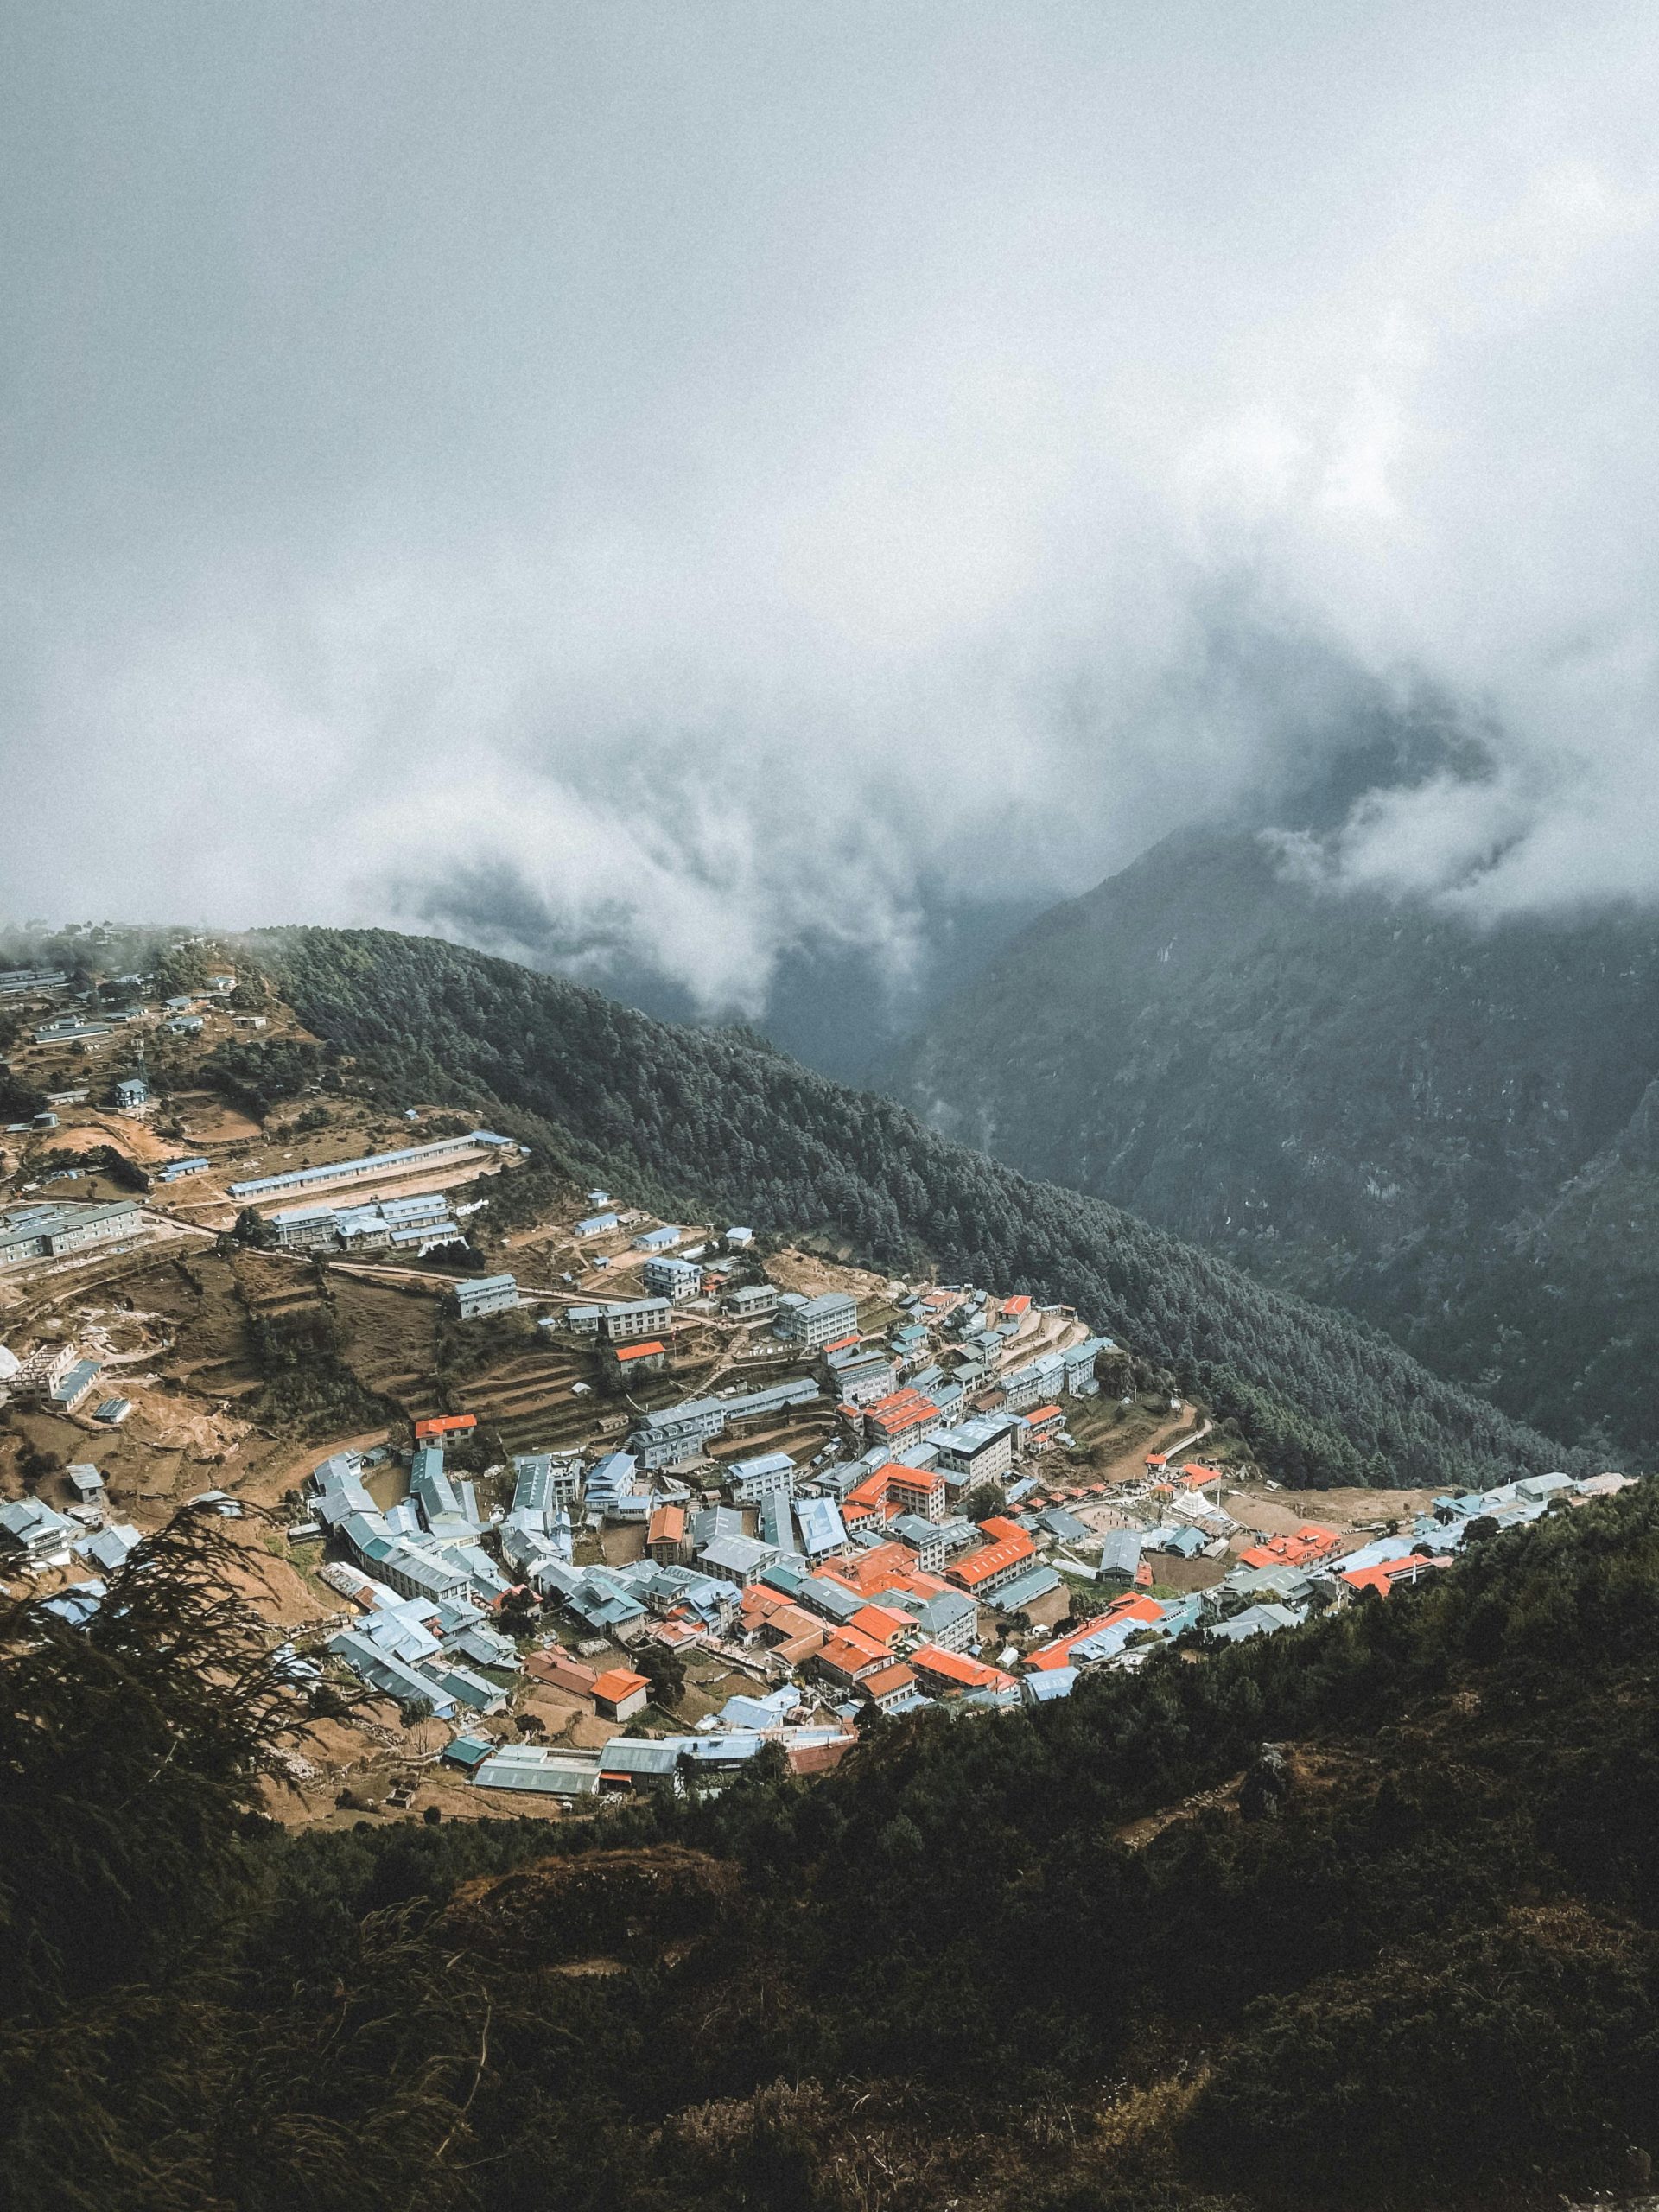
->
888, 825, 1659, 1462
8, 1484, 1659, 2211
256, 925, 1577, 1491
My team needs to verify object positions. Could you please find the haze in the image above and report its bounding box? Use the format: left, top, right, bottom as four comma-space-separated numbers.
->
5, 2, 1659, 1011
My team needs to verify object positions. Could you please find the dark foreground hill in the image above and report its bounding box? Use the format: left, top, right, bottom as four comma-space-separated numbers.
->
258, 925, 1576, 1491
6, 1486, 1659, 2212
887, 826, 1659, 1463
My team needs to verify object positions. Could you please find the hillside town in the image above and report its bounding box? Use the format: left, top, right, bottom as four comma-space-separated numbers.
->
0, 949, 1641, 1819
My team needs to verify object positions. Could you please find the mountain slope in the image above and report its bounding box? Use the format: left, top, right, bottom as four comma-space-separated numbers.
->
887, 826, 1659, 1459
255, 924, 1579, 1491
10, 1476, 1659, 2211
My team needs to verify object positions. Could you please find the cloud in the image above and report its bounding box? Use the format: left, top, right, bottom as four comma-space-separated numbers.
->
5, 2, 1659, 999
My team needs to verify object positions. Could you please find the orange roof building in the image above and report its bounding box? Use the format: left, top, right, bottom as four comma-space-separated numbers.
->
591, 1667, 651, 1719
822, 1541, 946, 1600
843, 1466, 896, 1524
1340, 1554, 1446, 1598
948, 1515, 1037, 1595
908, 1643, 1015, 1695
847, 1602, 909, 1649
525, 1649, 598, 1695
1028, 1596, 1163, 1670
613, 1338, 667, 1364
858, 1661, 919, 1710
862, 1389, 941, 1449
813, 1630, 893, 1686
887, 1464, 947, 1516
415, 1413, 477, 1439
842, 1460, 948, 1528
647, 1502, 690, 1563
1237, 1523, 1343, 1571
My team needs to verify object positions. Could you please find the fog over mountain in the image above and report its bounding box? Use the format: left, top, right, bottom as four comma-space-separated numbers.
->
6, 3, 1659, 1016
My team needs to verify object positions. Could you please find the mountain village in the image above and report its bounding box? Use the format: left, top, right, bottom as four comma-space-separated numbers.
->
0, 952, 1640, 1823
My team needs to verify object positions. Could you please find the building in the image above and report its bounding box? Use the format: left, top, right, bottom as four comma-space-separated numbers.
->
825, 1344, 895, 1406
1001, 1353, 1065, 1414
472, 1746, 602, 1798
990, 1564, 1062, 1614
886, 1463, 948, 1522
775, 1288, 859, 1353
629, 1397, 728, 1469
699, 1534, 779, 1587
1025, 1404, 1066, 1449
642, 1255, 703, 1300
948, 1516, 1038, 1599
812, 1630, 894, 1690
730, 1450, 796, 1501
266, 1189, 455, 1253
908, 1644, 1016, 1698
633, 1224, 682, 1252
0, 1199, 144, 1268
33, 1014, 111, 1044
509, 1452, 582, 1524
227, 1129, 516, 1204
757, 1491, 798, 1554
598, 1738, 687, 1794
591, 1667, 651, 1722
526, 1649, 600, 1696
911, 1588, 978, 1652
50, 1358, 104, 1413
1236, 1524, 1342, 1571
0, 1496, 79, 1563
266, 1204, 340, 1252
451, 1273, 519, 1319
1097, 1529, 1144, 1587
154, 1156, 209, 1182
862, 1389, 942, 1452
794, 1494, 850, 1558
12, 1342, 79, 1400
724, 1281, 779, 1319
1063, 1337, 1109, 1395
115, 1077, 149, 1112
596, 1296, 671, 1342
891, 1514, 947, 1573
648, 1503, 691, 1566
930, 1414, 1014, 1486
415, 1413, 479, 1443
858, 1661, 920, 1713
605, 1338, 668, 1382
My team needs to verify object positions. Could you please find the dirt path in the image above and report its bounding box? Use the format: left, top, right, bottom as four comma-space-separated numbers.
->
230, 1426, 395, 1510
1092, 1402, 1206, 1487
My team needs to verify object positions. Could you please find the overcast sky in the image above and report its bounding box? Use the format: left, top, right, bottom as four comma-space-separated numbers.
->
6, 3, 1659, 1007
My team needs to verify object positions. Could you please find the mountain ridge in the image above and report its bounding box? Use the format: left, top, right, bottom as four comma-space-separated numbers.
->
251, 922, 1581, 1492
887, 825, 1659, 1459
